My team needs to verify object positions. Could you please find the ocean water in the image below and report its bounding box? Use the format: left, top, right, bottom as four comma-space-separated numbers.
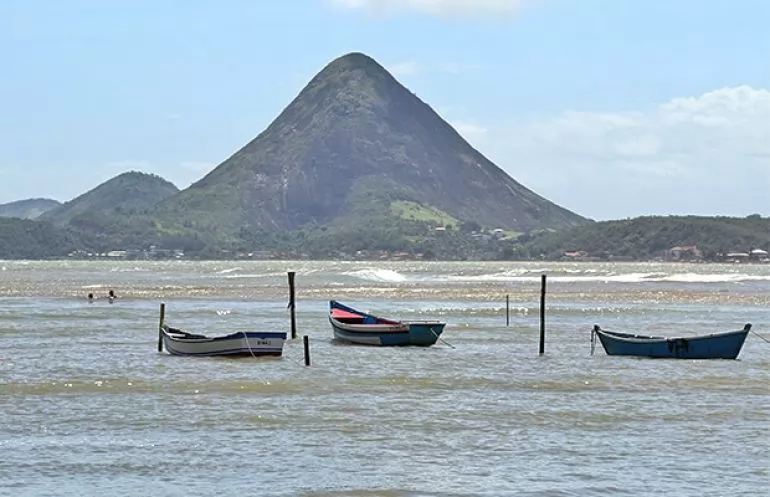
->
0, 260, 767, 496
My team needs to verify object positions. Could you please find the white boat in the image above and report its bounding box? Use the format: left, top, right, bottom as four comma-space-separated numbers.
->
160, 324, 287, 357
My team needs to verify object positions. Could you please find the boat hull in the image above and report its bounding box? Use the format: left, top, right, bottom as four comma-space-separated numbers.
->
330, 318, 446, 346
593, 324, 750, 359
162, 326, 287, 357
329, 300, 446, 346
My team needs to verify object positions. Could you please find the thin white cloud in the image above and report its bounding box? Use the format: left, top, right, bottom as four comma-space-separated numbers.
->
450, 86, 770, 220
331, 0, 526, 18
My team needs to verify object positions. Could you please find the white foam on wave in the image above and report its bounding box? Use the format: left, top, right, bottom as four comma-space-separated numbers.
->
109, 266, 145, 272
216, 268, 289, 279
437, 271, 770, 284
447, 270, 528, 281
343, 268, 408, 282
443, 271, 663, 283
658, 273, 770, 283
217, 267, 242, 274
554, 272, 769, 283
223, 273, 273, 279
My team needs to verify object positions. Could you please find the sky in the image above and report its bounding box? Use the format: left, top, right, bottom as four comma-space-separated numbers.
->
1, 0, 768, 221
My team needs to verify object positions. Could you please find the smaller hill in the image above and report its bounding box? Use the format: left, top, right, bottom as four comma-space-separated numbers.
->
0, 198, 61, 220
40, 171, 179, 227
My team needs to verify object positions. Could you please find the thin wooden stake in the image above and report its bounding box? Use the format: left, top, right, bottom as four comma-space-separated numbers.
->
288, 271, 297, 340
539, 274, 546, 355
157, 302, 165, 353
303, 335, 311, 366
506, 294, 510, 327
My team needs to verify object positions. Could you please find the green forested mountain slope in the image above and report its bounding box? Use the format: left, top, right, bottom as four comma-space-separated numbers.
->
0, 218, 87, 259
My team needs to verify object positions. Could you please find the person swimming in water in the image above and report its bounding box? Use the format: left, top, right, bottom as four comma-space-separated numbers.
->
87, 293, 94, 303
107, 289, 116, 304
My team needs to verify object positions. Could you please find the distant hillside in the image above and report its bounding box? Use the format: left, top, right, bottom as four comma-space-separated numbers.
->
0, 217, 88, 259
150, 52, 589, 244
519, 215, 770, 260
40, 171, 178, 227
0, 198, 61, 220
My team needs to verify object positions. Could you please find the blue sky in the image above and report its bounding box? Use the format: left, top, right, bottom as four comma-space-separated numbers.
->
1, 0, 768, 220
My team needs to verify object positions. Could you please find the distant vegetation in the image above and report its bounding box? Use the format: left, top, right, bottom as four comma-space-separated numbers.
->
390, 200, 459, 227
514, 215, 770, 262
0, 218, 87, 259
3, 209, 770, 262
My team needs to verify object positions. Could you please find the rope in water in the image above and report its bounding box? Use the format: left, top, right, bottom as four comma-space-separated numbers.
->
430, 327, 455, 349
751, 330, 770, 345
241, 331, 259, 358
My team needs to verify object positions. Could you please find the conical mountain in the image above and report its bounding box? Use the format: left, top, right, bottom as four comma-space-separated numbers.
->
156, 52, 589, 234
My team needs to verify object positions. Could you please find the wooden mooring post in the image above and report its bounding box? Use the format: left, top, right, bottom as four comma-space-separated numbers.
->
287, 271, 297, 340
505, 294, 510, 326
539, 274, 546, 355
157, 302, 165, 352
303, 335, 311, 366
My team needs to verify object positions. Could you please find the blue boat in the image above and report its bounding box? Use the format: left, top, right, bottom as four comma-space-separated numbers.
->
328, 300, 446, 346
592, 323, 751, 359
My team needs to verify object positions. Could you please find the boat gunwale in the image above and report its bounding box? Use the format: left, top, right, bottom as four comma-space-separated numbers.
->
593, 325, 751, 345
161, 324, 287, 343
328, 316, 410, 334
